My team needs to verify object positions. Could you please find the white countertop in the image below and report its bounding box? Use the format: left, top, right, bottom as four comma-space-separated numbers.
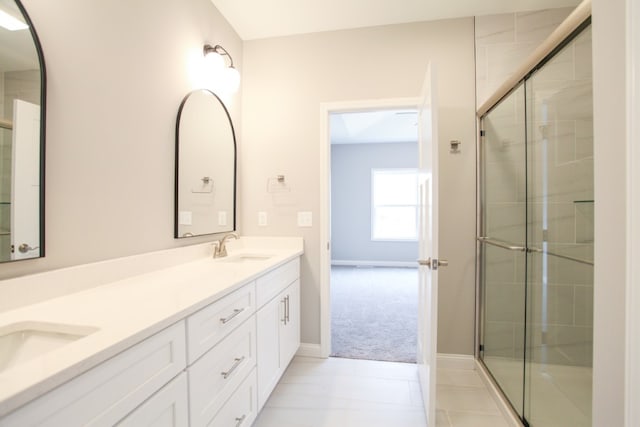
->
0, 236, 303, 417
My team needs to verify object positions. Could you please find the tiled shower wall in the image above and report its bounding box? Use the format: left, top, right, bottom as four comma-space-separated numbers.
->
475, 7, 575, 108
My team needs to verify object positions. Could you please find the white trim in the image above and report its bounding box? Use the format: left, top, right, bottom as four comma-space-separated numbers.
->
626, 0, 640, 424
320, 98, 421, 359
331, 260, 417, 268
296, 343, 324, 358
436, 353, 475, 370
475, 360, 523, 427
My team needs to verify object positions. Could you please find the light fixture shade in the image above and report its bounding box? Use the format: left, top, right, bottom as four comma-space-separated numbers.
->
203, 50, 224, 73
202, 44, 240, 93
223, 66, 241, 93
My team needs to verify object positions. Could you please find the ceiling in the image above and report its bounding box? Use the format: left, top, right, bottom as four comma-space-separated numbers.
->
331, 110, 418, 145
210, 0, 581, 40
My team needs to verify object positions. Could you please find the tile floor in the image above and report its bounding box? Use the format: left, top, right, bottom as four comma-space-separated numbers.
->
253, 356, 513, 427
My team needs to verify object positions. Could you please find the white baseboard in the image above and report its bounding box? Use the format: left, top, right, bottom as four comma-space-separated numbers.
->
437, 353, 476, 370
296, 343, 324, 358
331, 260, 417, 268
475, 360, 523, 427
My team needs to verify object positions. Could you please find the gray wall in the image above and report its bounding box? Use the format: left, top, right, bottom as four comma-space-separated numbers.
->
331, 142, 418, 264
0, 0, 242, 281
241, 18, 477, 355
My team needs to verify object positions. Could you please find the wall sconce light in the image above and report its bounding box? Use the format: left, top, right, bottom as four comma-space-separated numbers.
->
203, 44, 240, 93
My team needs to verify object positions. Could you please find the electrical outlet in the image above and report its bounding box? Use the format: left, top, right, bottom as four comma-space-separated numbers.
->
258, 211, 268, 226
179, 211, 192, 225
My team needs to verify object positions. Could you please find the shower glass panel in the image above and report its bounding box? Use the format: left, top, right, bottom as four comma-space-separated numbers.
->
479, 22, 593, 427
525, 25, 593, 427
479, 83, 527, 417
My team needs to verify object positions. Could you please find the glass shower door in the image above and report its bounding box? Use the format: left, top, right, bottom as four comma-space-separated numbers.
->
525, 25, 593, 427
479, 83, 527, 418
479, 21, 593, 427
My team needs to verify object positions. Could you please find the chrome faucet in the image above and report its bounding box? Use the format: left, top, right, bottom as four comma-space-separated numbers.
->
213, 232, 239, 258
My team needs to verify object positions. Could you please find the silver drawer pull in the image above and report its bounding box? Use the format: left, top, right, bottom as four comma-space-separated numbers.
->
285, 295, 290, 323
220, 308, 245, 324
281, 298, 287, 325
235, 414, 246, 426
221, 356, 245, 379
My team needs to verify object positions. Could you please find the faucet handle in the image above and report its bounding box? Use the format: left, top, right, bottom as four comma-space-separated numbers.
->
212, 241, 220, 258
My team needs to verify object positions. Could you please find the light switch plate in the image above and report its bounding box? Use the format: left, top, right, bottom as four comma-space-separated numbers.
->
297, 211, 313, 227
218, 211, 227, 226
258, 211, 268, 226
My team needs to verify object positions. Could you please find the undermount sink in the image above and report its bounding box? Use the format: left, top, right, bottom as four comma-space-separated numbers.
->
221, 254, 274, 263
0, 321, 99, 373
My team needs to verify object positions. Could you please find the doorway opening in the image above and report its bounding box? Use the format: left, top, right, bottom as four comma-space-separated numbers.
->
328, 107, 419, 363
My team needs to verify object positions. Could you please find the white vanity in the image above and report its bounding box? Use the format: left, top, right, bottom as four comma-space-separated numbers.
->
0, 236, 303, 426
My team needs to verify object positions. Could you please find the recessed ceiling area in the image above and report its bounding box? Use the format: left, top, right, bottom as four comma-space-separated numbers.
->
331, 110, 418, 145
210, 0, 581, 40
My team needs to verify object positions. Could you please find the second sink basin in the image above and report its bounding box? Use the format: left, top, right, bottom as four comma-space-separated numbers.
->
221, 254, 274, 263
0, 321, 99, 373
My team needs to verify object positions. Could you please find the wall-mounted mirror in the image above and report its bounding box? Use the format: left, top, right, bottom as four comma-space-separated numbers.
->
175, 89, 236, 238
0, 0, 45, 262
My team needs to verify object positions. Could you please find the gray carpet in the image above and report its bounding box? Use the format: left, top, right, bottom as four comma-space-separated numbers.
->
330, 266, 418, 363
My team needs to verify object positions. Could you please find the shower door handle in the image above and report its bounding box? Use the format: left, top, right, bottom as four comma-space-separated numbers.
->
477, 236, 526, 252
418, 257, 449, 270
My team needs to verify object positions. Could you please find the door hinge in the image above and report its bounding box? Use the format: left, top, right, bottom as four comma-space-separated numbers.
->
480, 130, 486, 137
479, 344, 484, 352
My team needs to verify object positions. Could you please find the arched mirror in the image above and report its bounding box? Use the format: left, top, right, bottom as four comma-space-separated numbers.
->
175, 89, 236, 238
0, 0, 45, 262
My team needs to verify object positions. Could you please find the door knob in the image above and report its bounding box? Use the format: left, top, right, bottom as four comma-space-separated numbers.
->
417, 257, 449, 270
18, 243, 39, 253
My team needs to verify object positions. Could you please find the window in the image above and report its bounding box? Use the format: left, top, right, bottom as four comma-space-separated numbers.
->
371, 168, 419, 241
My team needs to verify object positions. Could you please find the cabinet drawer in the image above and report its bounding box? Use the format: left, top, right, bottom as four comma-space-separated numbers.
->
0, 322, 187, 427
208, 368, 257, 427
188, 317, 256, 427
256, 258, 300, 308
117, 372, 188, 427
187, 282, 256, 364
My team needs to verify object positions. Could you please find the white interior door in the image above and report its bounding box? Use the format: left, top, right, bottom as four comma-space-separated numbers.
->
11, 99, 41, 260
416, 64, 443, 426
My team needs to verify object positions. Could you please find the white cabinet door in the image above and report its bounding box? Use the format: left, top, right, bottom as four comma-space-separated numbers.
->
279, 279, 300, 368
117, 373, 188, 427
256, 292, 283, 410
256, 280, 300, 411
